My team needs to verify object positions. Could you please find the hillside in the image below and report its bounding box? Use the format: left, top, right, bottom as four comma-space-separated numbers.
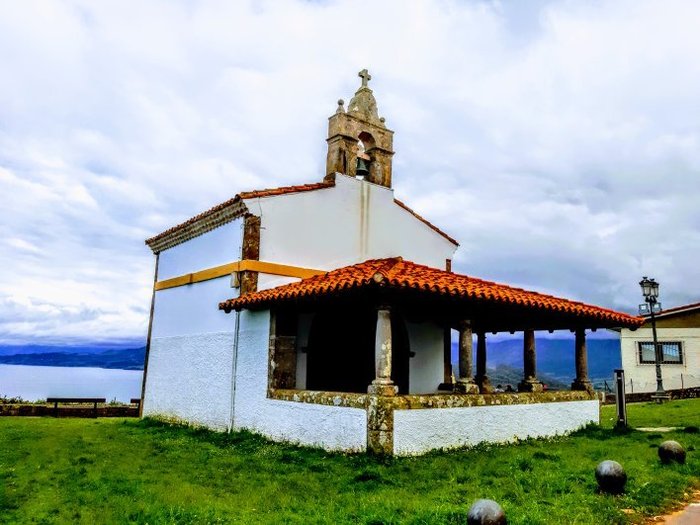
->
454, 337, 621, 384
0, 346, 146, 370
0, 338, 620, 378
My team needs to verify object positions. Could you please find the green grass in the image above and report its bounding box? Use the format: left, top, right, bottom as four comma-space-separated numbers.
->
600, 397, 700, 430
1, 400, 699, 524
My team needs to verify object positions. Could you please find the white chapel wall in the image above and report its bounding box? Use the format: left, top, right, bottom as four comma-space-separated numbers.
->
232, 310, 367, 451
393, 399, 599, 456
157, 219, 243, 280
143, 220, 243, 430
620, 327, 700, 393
406, 320, 444, 394
143, 330, 236, 430
247, 174, 457, 292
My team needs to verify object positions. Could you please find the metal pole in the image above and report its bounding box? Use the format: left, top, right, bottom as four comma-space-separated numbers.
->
614, 369, 627, 428
649, 304, 666, 398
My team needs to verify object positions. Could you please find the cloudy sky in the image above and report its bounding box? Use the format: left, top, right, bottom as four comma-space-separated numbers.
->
1, 0, 699, 346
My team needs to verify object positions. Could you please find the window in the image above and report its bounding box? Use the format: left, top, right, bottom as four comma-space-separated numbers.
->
637, 341, 683, 364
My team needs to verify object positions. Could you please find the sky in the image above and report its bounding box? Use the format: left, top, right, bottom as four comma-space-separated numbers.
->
1, 0, 699, 346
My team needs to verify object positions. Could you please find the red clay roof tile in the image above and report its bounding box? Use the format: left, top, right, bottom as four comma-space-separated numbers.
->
219, 257, 643, 328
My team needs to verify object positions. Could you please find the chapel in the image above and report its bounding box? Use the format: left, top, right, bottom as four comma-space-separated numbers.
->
141, 70, 642, 455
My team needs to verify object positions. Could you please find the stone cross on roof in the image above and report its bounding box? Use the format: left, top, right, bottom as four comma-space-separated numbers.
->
358, 68, 371, 88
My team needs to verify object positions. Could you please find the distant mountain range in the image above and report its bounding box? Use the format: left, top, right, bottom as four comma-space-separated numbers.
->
0, 338, 621, 381
0, 346, 146, 370
454, 337, 621, 385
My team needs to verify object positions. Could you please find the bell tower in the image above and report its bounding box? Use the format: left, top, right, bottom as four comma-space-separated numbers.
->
325, 69, 395, 188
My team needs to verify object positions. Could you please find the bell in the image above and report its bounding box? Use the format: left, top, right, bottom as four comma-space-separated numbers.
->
356, 157, 370, 178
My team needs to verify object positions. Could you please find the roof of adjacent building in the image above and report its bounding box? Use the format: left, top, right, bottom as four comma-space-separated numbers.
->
219, 257, 643, 329
145, 179, 457, 253
643, 301, 700, 319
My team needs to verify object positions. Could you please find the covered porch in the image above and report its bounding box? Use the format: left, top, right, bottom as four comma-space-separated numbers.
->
220, 257, 643, 455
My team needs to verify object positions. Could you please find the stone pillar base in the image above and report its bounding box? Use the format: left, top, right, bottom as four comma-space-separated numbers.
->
367, 395, 394, 455
368, 383, 398, 396
455, 379, 480, 394
518, 379, 544, 393
571, 379, 594, 394
367, 430, 394, 455
476, 375, 493, 394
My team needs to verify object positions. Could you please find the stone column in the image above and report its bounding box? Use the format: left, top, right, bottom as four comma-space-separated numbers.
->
367, 306, 396, 455
571, 328, 594, 393
475, 331, 493, 393
368, 307, 397, 396
455, 320, 479, 393
518, 329, 543, 392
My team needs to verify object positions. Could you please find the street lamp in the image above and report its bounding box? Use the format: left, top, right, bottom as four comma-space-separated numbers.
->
639, 277, 667, 400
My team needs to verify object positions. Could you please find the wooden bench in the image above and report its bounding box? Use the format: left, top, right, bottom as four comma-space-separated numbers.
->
46, 397, 106, 418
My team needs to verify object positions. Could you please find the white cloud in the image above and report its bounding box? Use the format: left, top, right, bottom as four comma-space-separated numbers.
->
1, 0, 699, 344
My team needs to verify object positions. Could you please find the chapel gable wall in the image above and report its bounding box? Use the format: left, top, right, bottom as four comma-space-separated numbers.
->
247, 174, 457, 292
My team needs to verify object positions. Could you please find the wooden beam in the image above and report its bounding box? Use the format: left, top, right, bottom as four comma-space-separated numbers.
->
241, 260, 324, 280
154, 260, 324, 291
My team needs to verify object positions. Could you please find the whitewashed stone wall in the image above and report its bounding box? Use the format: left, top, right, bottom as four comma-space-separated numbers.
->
143, 330, 236, 430
144, 219, 243, 429
233, 310, 367, 451
393, 399, 599, 456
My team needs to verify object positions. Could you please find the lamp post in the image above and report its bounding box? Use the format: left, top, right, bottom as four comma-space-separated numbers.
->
639, 277, 667, 400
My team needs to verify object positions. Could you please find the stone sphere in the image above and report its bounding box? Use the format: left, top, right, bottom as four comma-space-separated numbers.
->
467, 499, 507, 525
595, 460, 627, 494
658, 440, 686, 464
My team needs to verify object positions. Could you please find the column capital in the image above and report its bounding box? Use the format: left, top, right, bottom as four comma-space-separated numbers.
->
457, 319, 472, 331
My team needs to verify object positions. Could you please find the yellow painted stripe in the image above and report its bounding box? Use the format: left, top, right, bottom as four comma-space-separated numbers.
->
154, 260, 323, 291
240, 260, 324, 279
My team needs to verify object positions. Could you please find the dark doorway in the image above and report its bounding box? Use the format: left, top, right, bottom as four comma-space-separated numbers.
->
305, 304, 410, 394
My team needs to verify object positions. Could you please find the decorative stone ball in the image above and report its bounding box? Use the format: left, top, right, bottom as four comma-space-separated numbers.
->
467, 499, 507, 525
595, 460, 627, 494
658, 440, 686, 464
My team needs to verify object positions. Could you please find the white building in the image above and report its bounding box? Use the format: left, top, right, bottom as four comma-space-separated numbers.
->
141, 71, 642, 455
619, 302, 700, 394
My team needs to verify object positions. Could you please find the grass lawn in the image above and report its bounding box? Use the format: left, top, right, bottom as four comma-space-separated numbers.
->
1, 400, 699, 525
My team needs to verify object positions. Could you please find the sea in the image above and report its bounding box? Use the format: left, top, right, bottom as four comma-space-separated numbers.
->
0, 364, 143, 403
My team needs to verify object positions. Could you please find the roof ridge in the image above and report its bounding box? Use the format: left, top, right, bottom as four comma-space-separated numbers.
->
392, 198, 459, 246
376, 257, 403, 280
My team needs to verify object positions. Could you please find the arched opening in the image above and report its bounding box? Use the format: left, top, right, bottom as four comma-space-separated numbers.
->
305, 305, 410, 394
358, 131, 375, 150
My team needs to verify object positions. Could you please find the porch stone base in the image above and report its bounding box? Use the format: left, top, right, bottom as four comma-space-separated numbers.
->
455, 380, 480, 394
518, 379, 544, 393
571, 379, 594, 394
268, 389, 597, 456
367, 395, 395, 455
368, 384, 398, 396
476, 375, 493, 394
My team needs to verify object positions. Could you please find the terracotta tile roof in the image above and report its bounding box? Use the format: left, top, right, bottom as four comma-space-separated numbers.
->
219, 257, 643, 328
393, 198, 459, 246
145, 181, 335, 251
